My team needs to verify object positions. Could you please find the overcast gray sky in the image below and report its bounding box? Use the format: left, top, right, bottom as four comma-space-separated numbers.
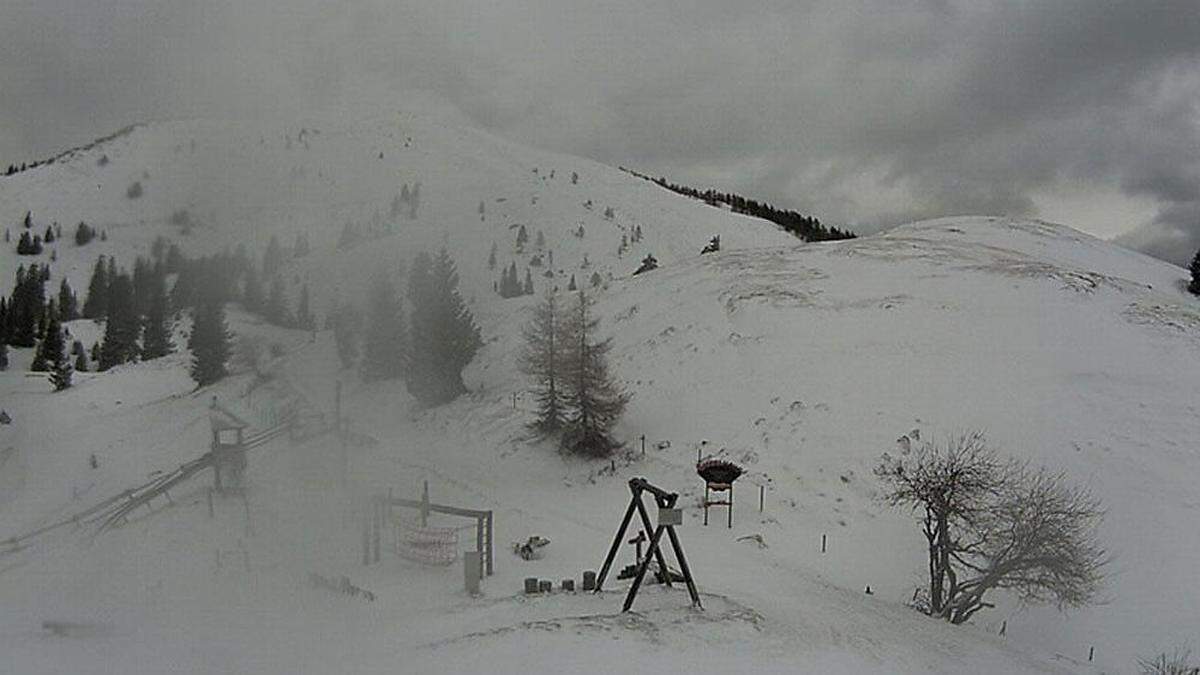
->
2, 0, 1197, 263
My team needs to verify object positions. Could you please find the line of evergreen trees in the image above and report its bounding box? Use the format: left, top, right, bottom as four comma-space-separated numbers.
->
621, 167, 855, 242
519, 288, 629, 456
0, 263, 76, 389
332, 249, 482, 407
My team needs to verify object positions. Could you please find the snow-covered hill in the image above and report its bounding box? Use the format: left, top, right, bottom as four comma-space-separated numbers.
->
2, 101, 1198, 674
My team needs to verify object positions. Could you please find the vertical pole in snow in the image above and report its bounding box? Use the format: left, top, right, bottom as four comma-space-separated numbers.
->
640, 435, 645, 457
476, 517, 485, 577
759, 484, 764, 513
821, 534, 827, 553
486, 511, 494, 576
335, 381, 342, 435
362, 509, 370, 566
1088, 647, 1094, 662
372, 499, 382, 563
421, 481, 430, 527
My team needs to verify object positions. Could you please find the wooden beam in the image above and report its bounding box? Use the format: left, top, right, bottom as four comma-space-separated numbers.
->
595, 498, 638, 592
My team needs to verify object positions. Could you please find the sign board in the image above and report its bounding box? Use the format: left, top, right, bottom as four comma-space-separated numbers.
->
658, 507, 683, 526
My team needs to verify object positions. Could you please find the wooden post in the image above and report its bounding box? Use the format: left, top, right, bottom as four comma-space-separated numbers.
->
361, 509, 370, 566
373, 499, 382, 563
334, 381, 342, 435
475, 516, 484, 577
485, 511, 494, 576
242, 494, 253, 537
421, 481, 430, 527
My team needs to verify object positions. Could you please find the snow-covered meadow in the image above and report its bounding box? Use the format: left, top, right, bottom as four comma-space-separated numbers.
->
1, 102, 1198, 673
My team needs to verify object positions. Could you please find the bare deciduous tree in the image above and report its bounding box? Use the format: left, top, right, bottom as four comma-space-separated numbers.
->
518, 288, 567, 435
877, 431, 1107, 624
1138, 648, 1198, 675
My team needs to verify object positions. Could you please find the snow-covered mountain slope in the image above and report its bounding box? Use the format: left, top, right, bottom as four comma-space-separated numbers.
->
2, 103, 1199, 674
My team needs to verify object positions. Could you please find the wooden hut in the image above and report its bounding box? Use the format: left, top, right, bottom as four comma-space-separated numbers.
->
209, 399, 249, 492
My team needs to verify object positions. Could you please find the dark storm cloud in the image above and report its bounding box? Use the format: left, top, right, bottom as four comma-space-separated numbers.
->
2, 1, 1197, 263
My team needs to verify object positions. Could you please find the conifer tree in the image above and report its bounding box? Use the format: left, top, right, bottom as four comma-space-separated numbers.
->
47, 322, 72, 391
265, 277, 291, 326
0, 297, 7, 344
406, 250, 482, 405
57, 279, 78, 321
560, 290, 629, 456
295, 284, 315, 330
331, 303, 363, 370
0, 342, 7, 371
294, 231, 310, 257
82, 256, 109, 319
568, 274, 577, 291
1189, 247, 1200, 296
519, 288, 567, 434
9, 264, 45, 347
44, 225, 55, 243
188, 297, 230, 387
516, 225, 528, 253
361, 273, 407, 381
241, 262, 264, 313
132, 256, 153, 317
74, 350, 87, 373
35, 310, 66, 379
140, 273, 173, 360
263, 235, 284, 277
523, 268, 534, 295
98, 272, 139, 370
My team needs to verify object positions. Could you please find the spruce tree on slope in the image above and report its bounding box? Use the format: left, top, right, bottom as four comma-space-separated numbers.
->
295, 284, 315, 330
1189, 247, 1200, 296
518, 288, 567, 434
58, 278, 78, 321
10, 264, 45, 348
0, 342, 7, 371
31, 299, 60, 372
140, 273, 173, 360
361, 273, 407, 381
82, 256, 109, 320
331, 303, 363, 370
265, 277, 291, 327
188, 297, 230, 387
262, 235, 284, 277
406, 250, 482, 406
98, 272, 139, 370
560, 289, 630, 457
242, 263, 264, 314
45, 314, 72, 391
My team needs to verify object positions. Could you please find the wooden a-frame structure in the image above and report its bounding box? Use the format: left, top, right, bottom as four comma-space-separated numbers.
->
595, 477, 701, 611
